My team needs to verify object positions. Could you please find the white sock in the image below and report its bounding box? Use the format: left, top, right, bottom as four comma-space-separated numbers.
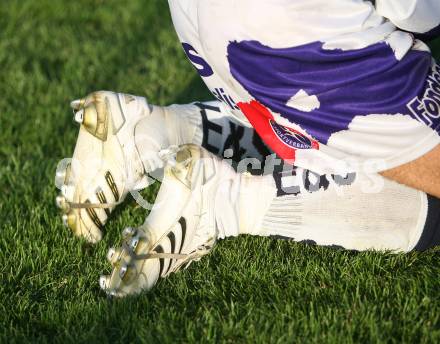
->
231, 170, 428, 252
134, 103, 203, 172
134, 100, 271, 173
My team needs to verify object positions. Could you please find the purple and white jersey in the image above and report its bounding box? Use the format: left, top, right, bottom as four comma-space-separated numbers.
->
168, 0, 440, 173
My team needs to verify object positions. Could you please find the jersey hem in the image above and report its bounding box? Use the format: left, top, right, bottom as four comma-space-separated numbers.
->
375, 134, 440, 173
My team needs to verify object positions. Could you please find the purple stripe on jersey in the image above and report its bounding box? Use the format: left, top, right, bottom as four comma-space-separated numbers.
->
227, 40, 433, 143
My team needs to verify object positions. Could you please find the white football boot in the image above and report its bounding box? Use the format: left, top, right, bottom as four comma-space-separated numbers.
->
55, 91, 155, 243
55, 91, 217, 243
99, 144, 241, 297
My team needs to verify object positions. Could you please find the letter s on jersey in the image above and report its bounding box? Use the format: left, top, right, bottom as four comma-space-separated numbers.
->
182, 43, 214, 77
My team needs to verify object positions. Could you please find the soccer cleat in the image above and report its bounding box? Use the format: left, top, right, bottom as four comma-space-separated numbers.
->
55, 91, 152, 243
99, 144, 238, 296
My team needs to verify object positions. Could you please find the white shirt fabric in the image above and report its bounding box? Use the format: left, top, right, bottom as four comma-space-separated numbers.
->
168, 0, 440, 174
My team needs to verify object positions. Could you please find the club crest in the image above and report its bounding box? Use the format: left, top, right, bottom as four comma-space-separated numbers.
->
269, 119, 317, 150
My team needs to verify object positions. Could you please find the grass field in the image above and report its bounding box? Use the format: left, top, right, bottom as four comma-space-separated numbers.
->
1, 1, 440, 342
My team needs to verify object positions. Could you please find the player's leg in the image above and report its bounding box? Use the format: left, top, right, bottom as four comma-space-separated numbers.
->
380, 145, 440, 198
55, 91, 437, 247
99, 144, 440, 297
247, 167, 438, 252
55, 93, 260, 243
134, 100, 271, 168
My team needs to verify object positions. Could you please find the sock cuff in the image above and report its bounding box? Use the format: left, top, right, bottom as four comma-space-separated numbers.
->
413, 194, 439, 251
164, 104, 203, 146
190, 116, 203, 146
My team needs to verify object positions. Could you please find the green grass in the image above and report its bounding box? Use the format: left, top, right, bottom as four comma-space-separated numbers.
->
1, 0, 440, 342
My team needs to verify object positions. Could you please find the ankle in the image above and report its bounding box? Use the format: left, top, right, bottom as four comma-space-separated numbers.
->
238, 173, 277, 236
